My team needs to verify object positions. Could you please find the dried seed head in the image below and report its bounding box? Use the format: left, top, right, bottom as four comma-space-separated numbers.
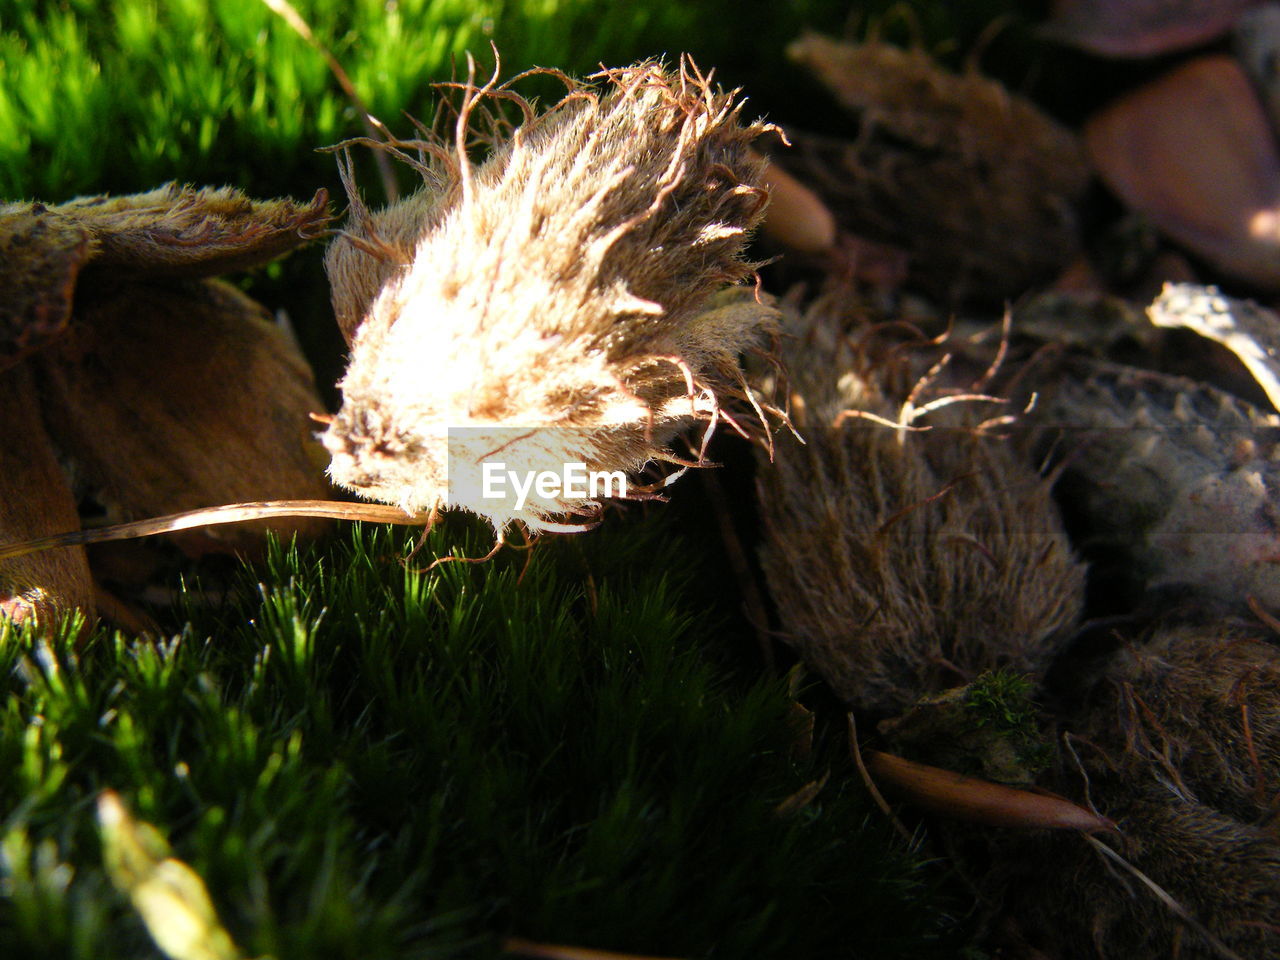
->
756, 294, 1084, 714
782, 32, 1088, 304
1075, 616, 1280, 825
322, 58, 780, 531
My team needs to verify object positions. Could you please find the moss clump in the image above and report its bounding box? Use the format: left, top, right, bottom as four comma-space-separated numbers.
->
879, 672, 1052, 786
0, 514, 957, 959
964, 670, 1054, 774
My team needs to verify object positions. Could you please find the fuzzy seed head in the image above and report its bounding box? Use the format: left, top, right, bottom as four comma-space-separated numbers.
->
755, 297, 1085, 714
323, 59, 779, 530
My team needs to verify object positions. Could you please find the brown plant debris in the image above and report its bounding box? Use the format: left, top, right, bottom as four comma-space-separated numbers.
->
322, 57, 781, 533
1075, 616, 1280, 825
945, 605, 1280, 960
1021, 355, 1280, 608
0, 184, 329, 370
1043, 0, 1260, 58
754, 295, 1085, 715
779, 32, 1089, 304
0, 185, 332, 624
1005, 797, 1279, 960
0, 362, 95, 622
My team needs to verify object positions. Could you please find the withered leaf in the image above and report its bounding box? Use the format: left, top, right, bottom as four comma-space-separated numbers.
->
0, 205, 95, 370
54, 183, 331, 276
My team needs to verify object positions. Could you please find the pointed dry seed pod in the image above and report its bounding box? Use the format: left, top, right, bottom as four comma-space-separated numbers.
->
866, 750, 1115, 833
322, 57, 781, 533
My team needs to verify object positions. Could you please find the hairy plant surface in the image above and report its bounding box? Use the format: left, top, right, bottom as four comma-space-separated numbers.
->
756, 305, 1085, 714
324, 60, 780, 530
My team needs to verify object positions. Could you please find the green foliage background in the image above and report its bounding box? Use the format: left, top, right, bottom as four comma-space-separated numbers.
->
0, 0, 1033, 201
0, 0, 1047, 956
0, 0, 1040, 387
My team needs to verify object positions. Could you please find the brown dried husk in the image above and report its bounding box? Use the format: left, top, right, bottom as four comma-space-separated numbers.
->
1076, 617, 1280, 827
0, 185, 329, 370
0, 185, 332, 622
1019, 354, 1280, 609
322, 58, 781, 531
755, 297, 1085, 714
32, 278, 332, 555
992, 615, 1280, 959
780, 33, 1089, 304
1001, 796, 1280, 960
0, 362, 95, 623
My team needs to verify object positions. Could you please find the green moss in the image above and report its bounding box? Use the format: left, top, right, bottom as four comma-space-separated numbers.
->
964, 670, 1054, 776
964, 670, 1037, 733
0, 515, 957, 958
0, 0, 1039, 390
0, 0, 1042, 202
